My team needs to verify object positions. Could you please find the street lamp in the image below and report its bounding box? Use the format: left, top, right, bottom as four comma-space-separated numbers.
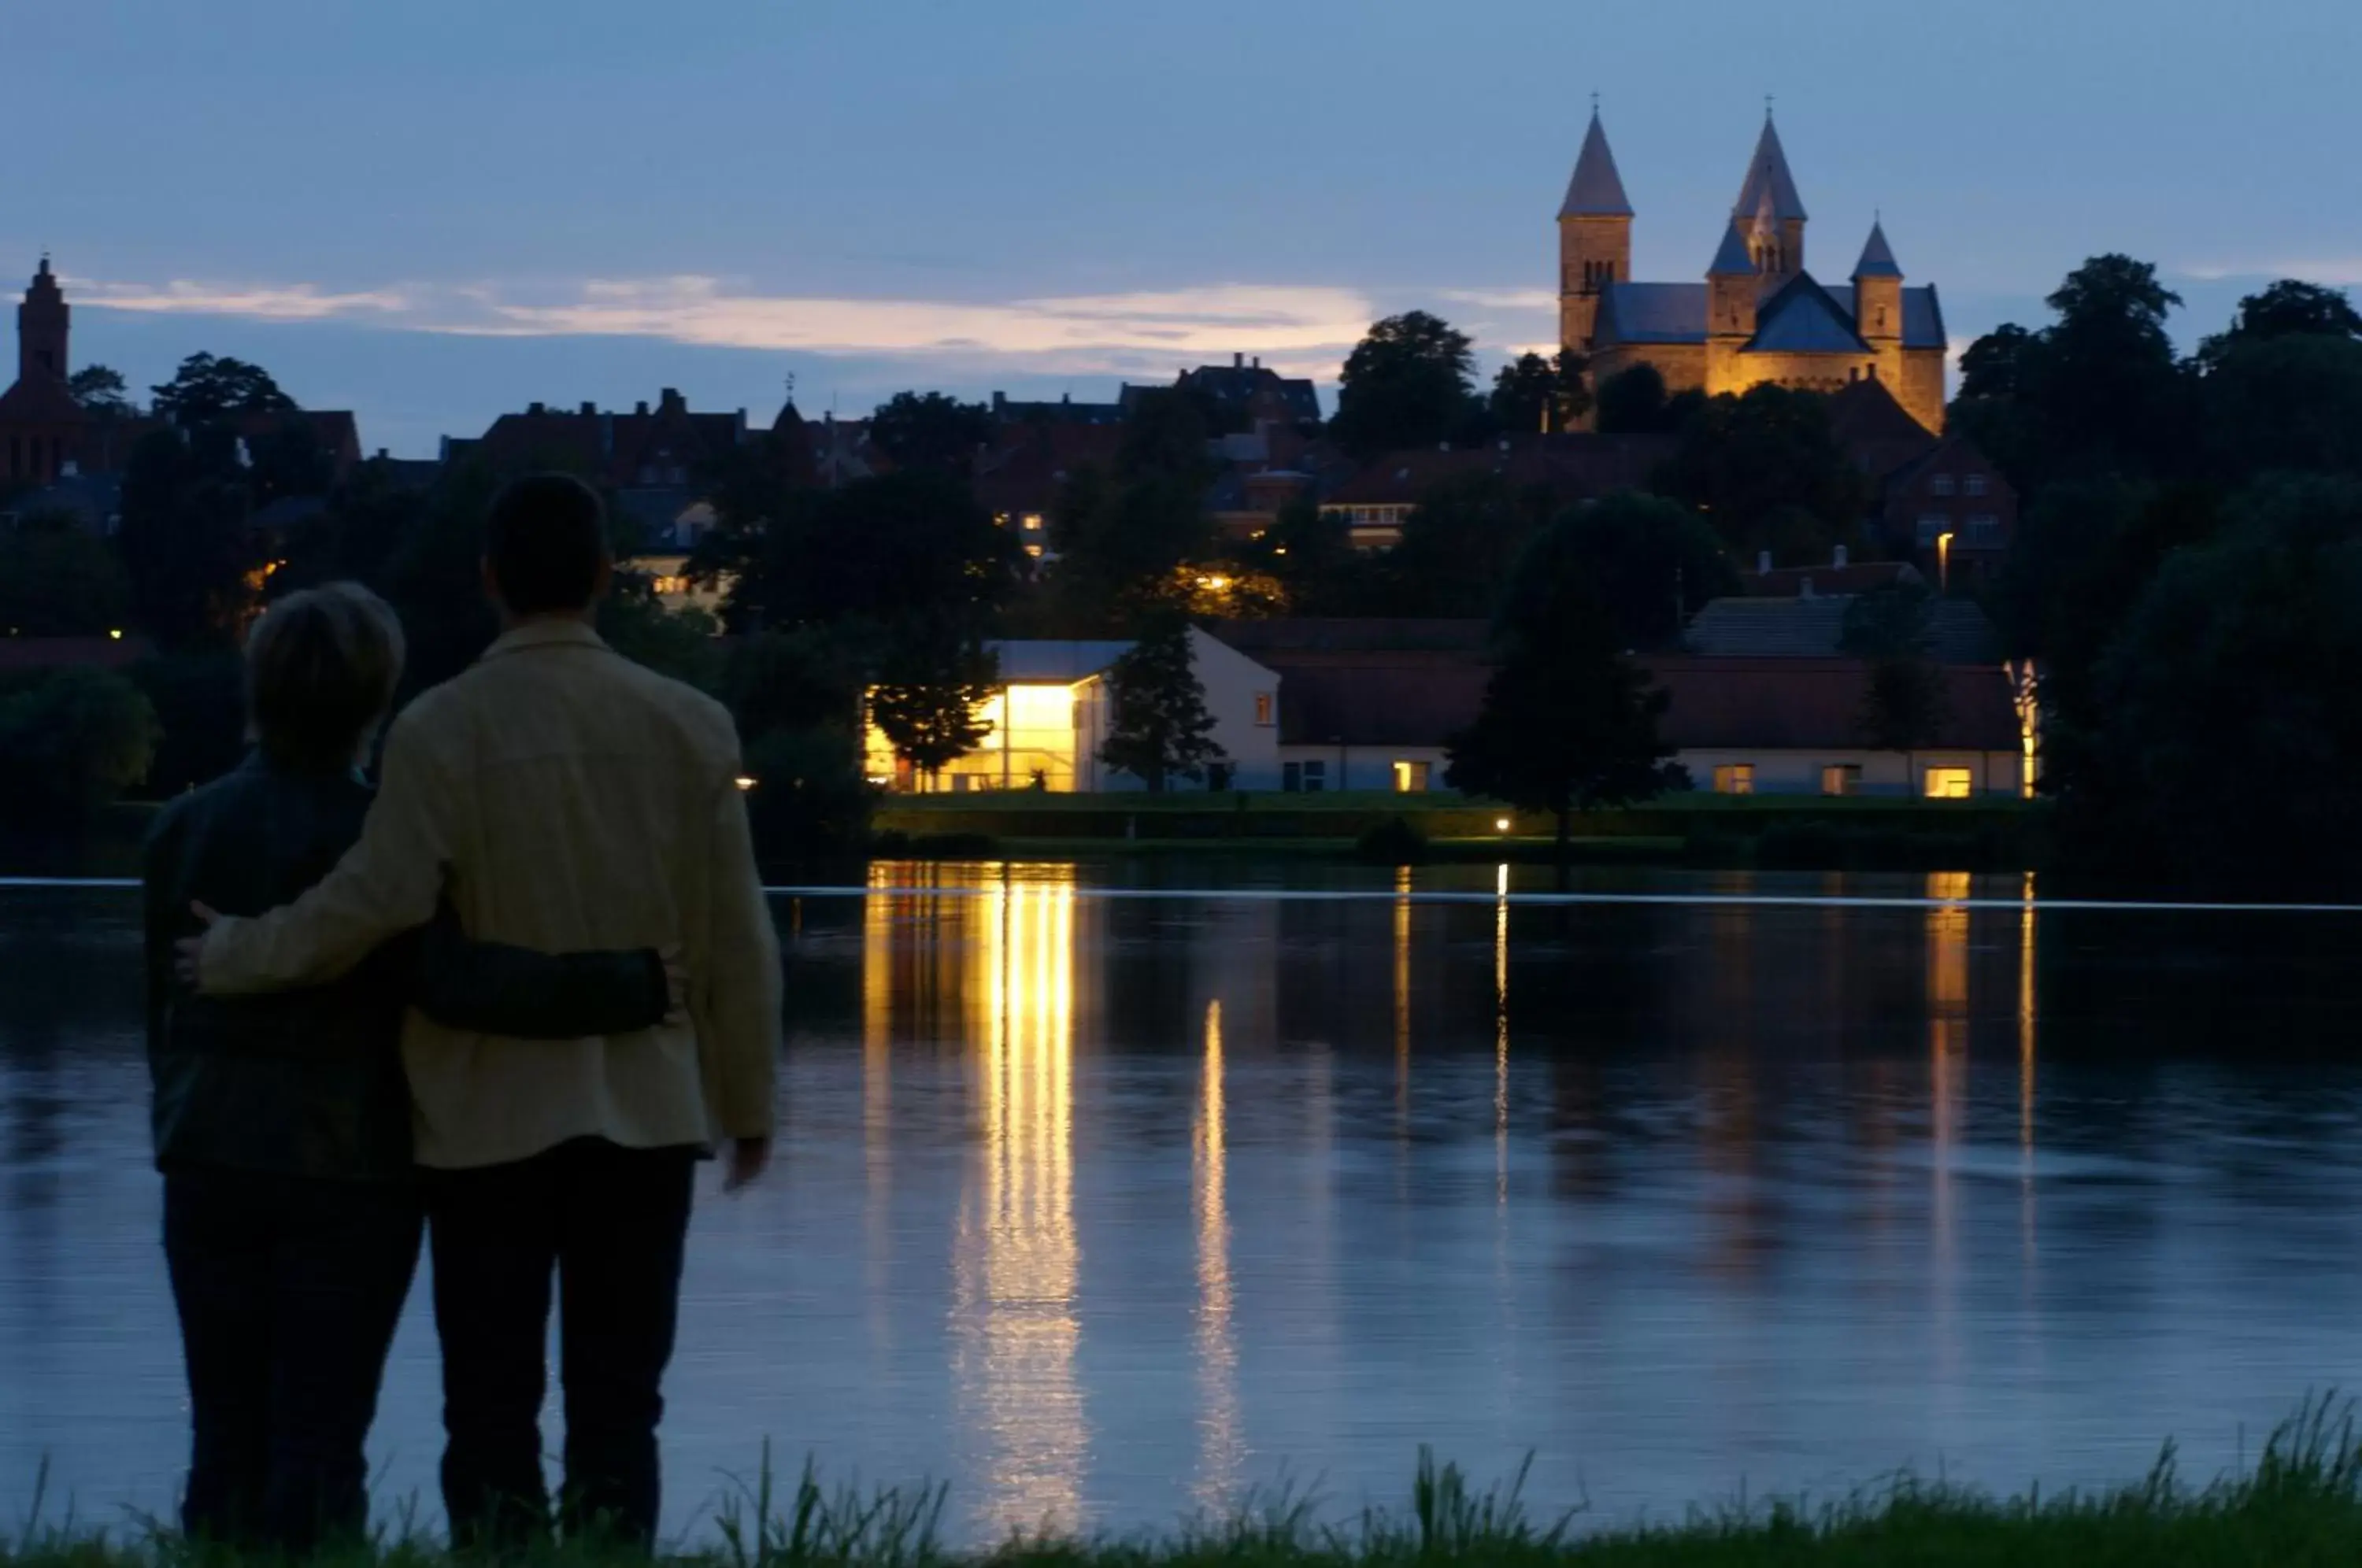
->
1937, 531, 1955, 594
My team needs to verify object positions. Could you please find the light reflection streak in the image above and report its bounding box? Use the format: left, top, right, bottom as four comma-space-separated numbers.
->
1393, 865, 1412, 1141
1927, 871, 1971, 1381
862, 864, 895, 1352
2019, 870, 2039, 1267
1194, 1000, 1242, 1510
949, 867, 1085, 1538
1494, 865, 1509, 1205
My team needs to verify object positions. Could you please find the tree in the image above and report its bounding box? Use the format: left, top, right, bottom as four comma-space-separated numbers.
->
2200, 333, 2362, 483
1553, 490, 1738, 649
1488, 349, 1591, 434
597, 579, 724, 691
1858, 656, 1950, 763
117, 426, 265, 649
1446, 519, 1685, 876
1657, 384, 1865, 560
1594, 362, 1669, 433
1097, 619, 1224, 792
0, 668, 161, 820
868, 630, 998, 783
2197, 279, 2362, 368
1380, 472, 1546, 616
1042, 389, 1216, 620
150, 353, 295, 424
708, 469, 1020, 635
0, 514, 132, 637
1330, 311, 1479, 457
868, 391, 993, 475
2062, 474, 2362, 892
68, 365, 135, 419
720, 627, 874, 867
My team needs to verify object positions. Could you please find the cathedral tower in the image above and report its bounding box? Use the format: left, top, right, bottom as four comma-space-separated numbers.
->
1852, 219, 1904, 362
1732, 113, 1806, 279
18, 257, 68, 385
1557, 109, 1633, 353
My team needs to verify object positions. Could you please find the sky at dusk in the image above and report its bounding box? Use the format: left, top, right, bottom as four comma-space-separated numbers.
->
12, 0, 2359, 455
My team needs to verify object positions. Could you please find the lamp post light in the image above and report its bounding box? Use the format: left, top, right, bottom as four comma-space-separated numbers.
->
1937, 531, 1955, 594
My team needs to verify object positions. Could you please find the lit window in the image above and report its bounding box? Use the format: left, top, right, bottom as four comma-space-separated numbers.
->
1924, 767, 1974, 800
1821, 764, 1860, 797
1712, 764, 1755, 796
1964, 474, 1989, 497
1916, 513, 1950, 545
1021, 512, 1044, 532
1967, 514, 2001, 545
1253, 693, 1275, 727
1392, 760, 1431, 793
1931, 474, 1957, 497
1024, 543, 1044, 558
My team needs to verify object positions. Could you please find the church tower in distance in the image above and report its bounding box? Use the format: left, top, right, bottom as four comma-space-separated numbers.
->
1557, 109, 1633, 353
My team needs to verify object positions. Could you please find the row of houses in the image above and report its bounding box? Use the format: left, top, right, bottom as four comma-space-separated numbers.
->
887, 604, 2034, 803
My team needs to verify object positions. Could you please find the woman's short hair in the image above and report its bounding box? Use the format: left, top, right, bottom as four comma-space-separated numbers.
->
244, 582, 407, 769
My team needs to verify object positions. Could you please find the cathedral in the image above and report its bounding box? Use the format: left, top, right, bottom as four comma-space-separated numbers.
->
1557, 112, 1948, 434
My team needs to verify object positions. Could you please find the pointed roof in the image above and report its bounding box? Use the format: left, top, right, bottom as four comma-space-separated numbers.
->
1732, 115, 1807, 223
1709, 218, 1757, 276
1743, 274, 1872, 355
1852, 219, 1902, 279
1559, 110, 1634, 218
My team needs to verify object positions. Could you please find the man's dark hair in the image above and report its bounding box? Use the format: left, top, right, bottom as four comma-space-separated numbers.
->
484, 473, 611, 615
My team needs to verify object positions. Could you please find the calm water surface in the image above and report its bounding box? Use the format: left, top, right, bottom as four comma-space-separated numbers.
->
4, 862, 2362, 1542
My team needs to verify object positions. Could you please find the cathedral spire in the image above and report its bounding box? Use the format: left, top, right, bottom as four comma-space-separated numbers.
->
1731, 114, 1807, 223
1852, 218, 1903, 279
1559, 108, 1634, 218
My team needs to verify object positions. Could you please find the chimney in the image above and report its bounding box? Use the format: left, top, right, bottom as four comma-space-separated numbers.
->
527, 401, 545, 416
1253, 355, 1261, 369
1834, 544, 1849, 568
992, 391, 1006, 411
579, 401, 596, 417
1757, 549, 1772, 575
1234, 352, 1244, 368
659, 387, 684, 413
376, 447, 388, 460
635, 400, 650, 416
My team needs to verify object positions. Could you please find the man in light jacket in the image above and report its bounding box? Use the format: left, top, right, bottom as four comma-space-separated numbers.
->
187, 473, 781, 1549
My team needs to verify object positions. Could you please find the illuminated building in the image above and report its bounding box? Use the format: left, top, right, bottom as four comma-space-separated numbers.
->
1560, 111, 1949, 435
863, 630, 1284, 793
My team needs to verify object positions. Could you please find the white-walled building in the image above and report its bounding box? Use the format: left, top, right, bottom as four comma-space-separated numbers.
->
864, 628, 1283, 793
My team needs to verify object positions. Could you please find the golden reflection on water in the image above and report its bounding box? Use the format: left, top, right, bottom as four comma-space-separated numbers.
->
1494, 866, 1509, 1204
937, 866, 1086, 1537
1393, 866, 1412, 1141
1194, 1000, 1242, 1511
1926, 871, 1971, 1377
2019, 871, 2039, 1268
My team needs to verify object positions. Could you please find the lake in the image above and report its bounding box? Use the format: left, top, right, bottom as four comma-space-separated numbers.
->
3, 861, 2362, 1544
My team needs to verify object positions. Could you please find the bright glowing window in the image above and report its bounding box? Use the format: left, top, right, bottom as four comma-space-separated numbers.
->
1924, 767, 1974, 800
1392, 760, 1430, 793
1821, 764, 1860, 797
1713, 764, 1755, 796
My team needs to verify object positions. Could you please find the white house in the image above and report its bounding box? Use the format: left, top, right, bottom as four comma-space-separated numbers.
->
864, 627, 1283, 793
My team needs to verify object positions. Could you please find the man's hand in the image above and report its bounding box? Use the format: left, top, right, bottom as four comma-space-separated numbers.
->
172, 902, 222, 989
723, 1136, 771, 1193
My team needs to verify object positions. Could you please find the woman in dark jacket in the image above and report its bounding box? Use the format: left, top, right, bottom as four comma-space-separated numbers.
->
142, 582, 672, 1555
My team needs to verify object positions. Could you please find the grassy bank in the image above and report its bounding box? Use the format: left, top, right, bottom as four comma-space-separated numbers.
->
873, 792, 2043, 873
13, 1402, 2362, 1567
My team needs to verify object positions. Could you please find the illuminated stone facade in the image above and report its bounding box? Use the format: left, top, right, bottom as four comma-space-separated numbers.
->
1558, 113, 1948, 434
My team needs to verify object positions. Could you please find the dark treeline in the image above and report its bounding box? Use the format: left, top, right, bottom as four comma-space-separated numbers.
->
9, 261, 2362, 889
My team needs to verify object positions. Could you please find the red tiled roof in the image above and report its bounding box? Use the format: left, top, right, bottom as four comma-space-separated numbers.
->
1643, 656, 2020, 751
972, 423, 1125, 515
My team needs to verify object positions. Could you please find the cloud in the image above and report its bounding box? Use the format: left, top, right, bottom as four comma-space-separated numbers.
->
2181, 260, 2362, 287
76, 279, 413, 320
1440, 287, 1558, 312
67, 270, 1376, 377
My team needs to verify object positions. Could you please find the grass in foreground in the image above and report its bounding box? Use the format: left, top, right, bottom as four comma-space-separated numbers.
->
12, 1400, 2362, 1568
